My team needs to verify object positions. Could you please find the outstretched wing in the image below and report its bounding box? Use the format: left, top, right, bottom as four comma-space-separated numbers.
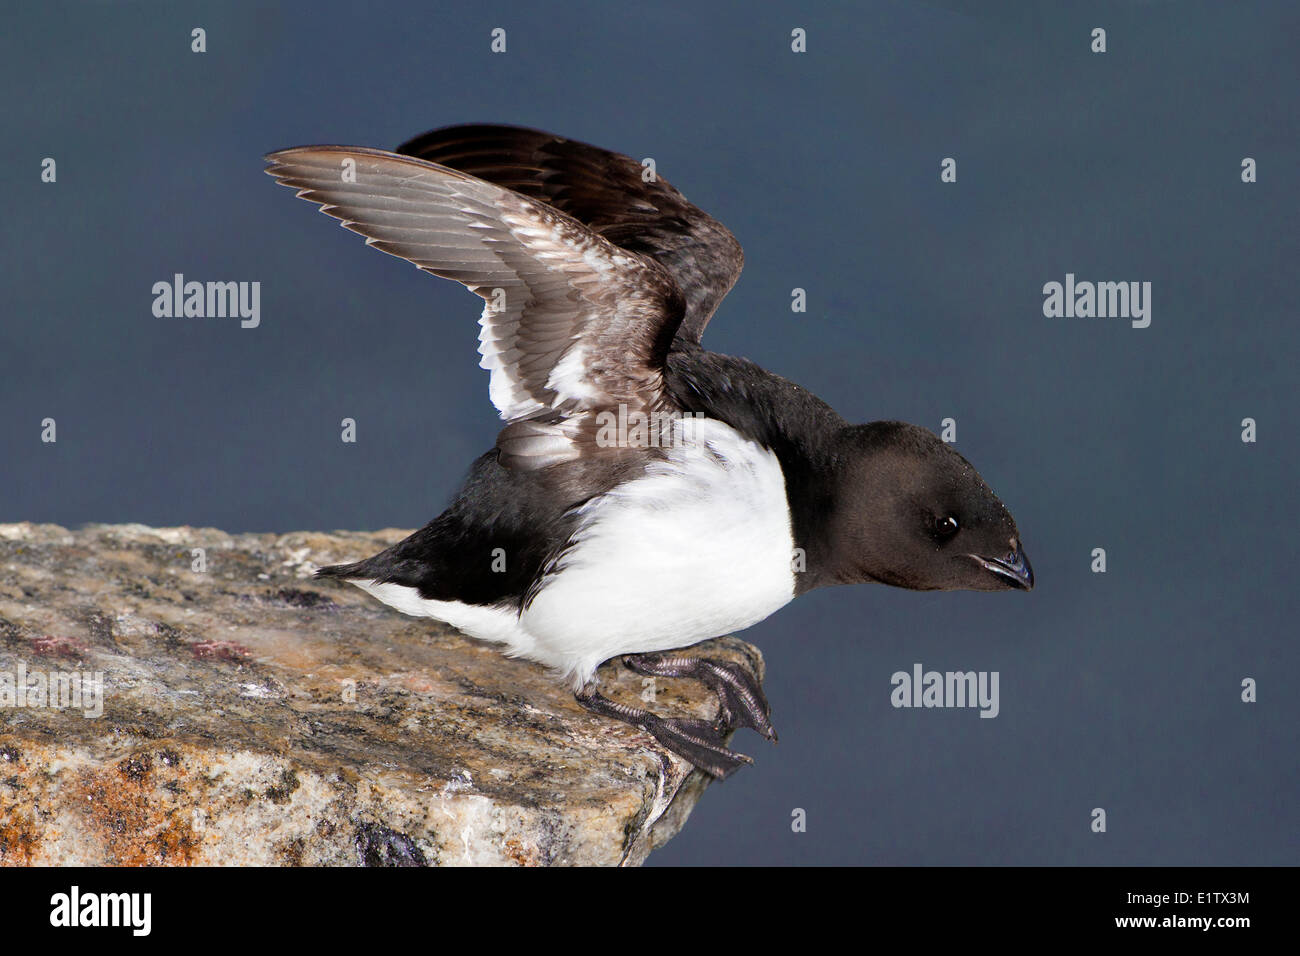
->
397, 124, 743, 344
265, 145, 686, 468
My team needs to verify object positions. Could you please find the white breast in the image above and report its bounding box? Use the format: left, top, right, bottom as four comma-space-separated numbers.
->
520, 417, 796, 687
350, 417, 797, 690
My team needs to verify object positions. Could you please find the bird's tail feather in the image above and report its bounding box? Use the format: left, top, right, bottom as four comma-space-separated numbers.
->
315, 561, 366, 580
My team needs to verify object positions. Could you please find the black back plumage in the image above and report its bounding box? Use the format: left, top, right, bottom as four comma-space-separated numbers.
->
315, 451, 581, 606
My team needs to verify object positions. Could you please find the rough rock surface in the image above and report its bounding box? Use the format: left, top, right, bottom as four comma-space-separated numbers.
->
0, 523, 764, 866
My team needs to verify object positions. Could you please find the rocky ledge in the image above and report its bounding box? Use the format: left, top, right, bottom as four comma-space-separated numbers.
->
0, 523, 763, 866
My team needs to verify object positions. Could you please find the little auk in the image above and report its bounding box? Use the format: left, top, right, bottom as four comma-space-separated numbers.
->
266, 124, 1034, 778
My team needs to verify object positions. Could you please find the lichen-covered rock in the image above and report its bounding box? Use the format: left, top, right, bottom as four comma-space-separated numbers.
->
0, 523, 764, 866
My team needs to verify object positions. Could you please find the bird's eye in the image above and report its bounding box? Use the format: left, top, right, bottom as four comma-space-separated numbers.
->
934, 515, 960, 539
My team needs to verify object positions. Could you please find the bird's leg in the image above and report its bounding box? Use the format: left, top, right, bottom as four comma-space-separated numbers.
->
574, 686, 753, 779
623, 653, 777, 742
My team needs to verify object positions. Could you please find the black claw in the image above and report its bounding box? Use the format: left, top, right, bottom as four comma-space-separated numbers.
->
624, 654, 777, 742
642, 717, 752, 780
575, 686, 754, 779
701, 659, 777, 742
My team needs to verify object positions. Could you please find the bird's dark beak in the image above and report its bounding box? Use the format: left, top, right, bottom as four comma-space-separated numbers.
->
969, 539, 1034, 591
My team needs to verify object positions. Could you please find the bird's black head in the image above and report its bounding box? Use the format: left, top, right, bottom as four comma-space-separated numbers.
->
821, 421, 1033, 592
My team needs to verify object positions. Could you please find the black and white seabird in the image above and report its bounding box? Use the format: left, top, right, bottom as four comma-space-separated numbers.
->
265, 124, 1034, 778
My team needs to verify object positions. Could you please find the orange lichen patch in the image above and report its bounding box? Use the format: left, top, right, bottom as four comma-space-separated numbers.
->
0, 745, 41, 867
151, 816, 201, 863
502, 838, 538, 866
0, 809, 41, 865
69, 753, 201, 866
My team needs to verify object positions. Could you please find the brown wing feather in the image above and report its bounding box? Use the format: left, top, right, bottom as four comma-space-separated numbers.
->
265, 145, 685, 468
397, 124, 743, 343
